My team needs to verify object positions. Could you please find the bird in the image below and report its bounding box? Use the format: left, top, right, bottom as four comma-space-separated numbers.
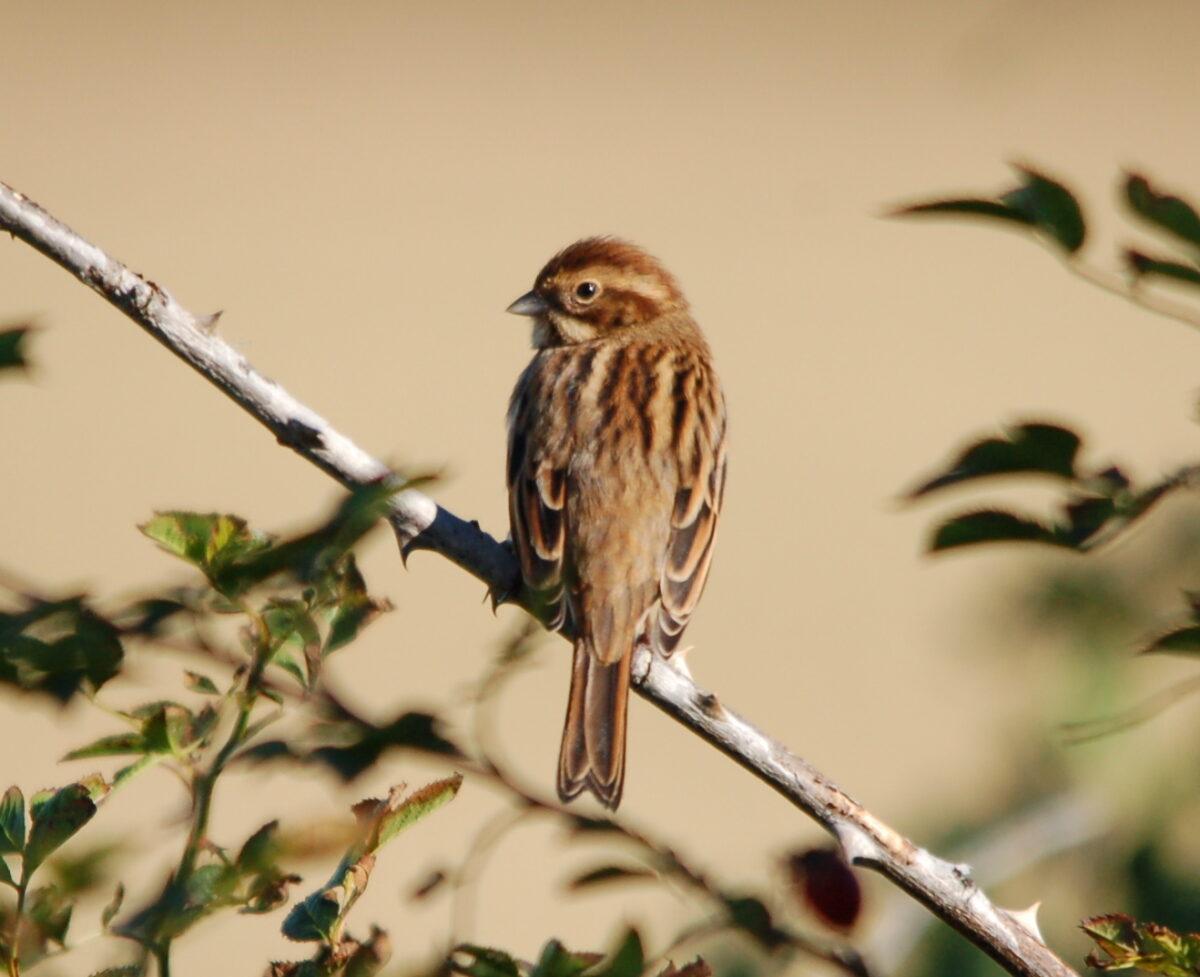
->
504, 237, 727, 809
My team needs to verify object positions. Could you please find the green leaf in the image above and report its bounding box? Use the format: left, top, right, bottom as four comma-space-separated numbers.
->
184, 671, 220, 695
280, 888, 341, 943
25, 783, 99, 873
1125, 174, 1200, 249
0, 326, 32, 372
368, 774, 462, 853
909, 423, 1080, 497
894, 198, 1035, 228
1081, 913, 1200, 976
323, 556, 390, 654
0, 856, 15, 887
63, 733, 147, 761
896, 166, 1085, 253
1125, 249, 1200, 287
568, 865, 656, 890
999, 166, 1086, 253
592, 930, 645, 977
140, 512, 270, 578
530, 940, 597, 977
0, 786, 26, 853
929, 510, 1065, 552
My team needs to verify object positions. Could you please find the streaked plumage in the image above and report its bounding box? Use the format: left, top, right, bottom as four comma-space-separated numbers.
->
505, 237, 726, 809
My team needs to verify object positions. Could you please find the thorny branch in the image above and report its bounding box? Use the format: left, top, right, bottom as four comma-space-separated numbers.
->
0, 180, 1078, 977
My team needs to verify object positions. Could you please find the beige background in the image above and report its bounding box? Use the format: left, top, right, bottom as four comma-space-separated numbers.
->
4, 1, 1200, 973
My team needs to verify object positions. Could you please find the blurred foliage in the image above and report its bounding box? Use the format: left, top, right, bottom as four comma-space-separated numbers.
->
898, 166, 1200, 976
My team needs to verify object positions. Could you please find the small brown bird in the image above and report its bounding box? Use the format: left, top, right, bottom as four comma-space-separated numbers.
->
505, 237, 727, 809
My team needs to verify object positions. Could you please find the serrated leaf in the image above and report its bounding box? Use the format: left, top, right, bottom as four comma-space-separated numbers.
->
0, 786, 26, 853
0, 326, 32, 372
1125, 174, 1200, 249
930, 510, 1065, 552
909, 423, 1081, 497
88, 967, 144, 977
281, 888, 341, 943
369, 774, 462, 853
1125, 250, 1200, 287
25, 784, 98, 874
568, 865, 656, 891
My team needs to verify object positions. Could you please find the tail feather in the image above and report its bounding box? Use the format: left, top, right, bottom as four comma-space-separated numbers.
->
557, 642, 631, 810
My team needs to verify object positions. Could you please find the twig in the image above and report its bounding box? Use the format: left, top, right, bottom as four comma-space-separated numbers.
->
0, 180, 1078, 977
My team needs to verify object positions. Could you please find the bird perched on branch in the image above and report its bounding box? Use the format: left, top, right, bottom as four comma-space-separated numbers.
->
505, 237, 727, 809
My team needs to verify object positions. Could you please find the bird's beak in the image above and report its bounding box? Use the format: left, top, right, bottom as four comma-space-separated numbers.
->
506, 290, 549, 317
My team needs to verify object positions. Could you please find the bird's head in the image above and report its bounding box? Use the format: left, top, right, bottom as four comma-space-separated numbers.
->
507, 237, 687, 347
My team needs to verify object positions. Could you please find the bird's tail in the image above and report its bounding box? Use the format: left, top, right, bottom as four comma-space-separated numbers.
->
557, 641, 632, 810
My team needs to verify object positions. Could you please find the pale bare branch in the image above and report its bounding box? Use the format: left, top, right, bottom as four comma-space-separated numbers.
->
0, 180, 1079, 977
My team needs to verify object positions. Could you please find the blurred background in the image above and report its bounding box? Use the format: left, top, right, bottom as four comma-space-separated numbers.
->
4, 1, 1200, 974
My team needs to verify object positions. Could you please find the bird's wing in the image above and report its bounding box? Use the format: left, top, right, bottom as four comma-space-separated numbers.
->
651, 409, 727, 655
507, 402, 569, 631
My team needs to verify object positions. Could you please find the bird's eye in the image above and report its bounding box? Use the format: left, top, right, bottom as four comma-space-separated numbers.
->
574, 281, 599, 302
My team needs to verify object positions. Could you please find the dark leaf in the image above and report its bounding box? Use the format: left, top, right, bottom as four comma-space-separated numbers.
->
238, 821, 282, 875
281, 888, 342, 943
724, 896, 789, 951
786, 848, 862, 930
893, 198, 1035, 228
896, 166, 1085, 253
323, 555, 390, 654
1125, 250, 1200, 287
452, 945, 522, 977
310, 712, 464, 782
1125, 174, 1200, 249
25, 784, 98, 873
909, 423, 1081, 497
568, 865, 656, 891
929, 510, 1065, 552
999, 166, 1086, 252
592, 930, 645, 977
1142, 627, 1200, 656
0, 326, 32, 372
0, 600, 124, 703
530, 940, 598, 977
0, 786, 26, 853
88, 968, 144, 977
116, 598, 188, 637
